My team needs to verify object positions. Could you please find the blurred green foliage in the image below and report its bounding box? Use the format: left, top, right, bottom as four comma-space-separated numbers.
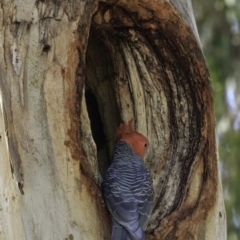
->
220, 129, 240, 238
192, 0, 240, 239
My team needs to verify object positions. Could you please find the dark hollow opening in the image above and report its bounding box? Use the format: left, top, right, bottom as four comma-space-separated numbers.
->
85, 26, 121, 178
85, 90, 106, 150
85, 89, 110, 177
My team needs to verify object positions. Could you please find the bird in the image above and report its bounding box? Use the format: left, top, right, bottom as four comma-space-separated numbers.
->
102, 118, 154, 240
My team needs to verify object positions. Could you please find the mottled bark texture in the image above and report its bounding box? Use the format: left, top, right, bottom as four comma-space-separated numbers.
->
0, 0, 226, 239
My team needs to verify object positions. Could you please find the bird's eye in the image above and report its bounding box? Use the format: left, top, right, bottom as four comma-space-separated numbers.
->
144, 143, 148, 148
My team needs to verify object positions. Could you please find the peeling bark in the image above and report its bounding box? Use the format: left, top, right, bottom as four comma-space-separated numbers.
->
0, 0, 226, 239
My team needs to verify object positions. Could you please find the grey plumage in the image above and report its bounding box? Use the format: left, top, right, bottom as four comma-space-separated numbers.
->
102, 141, 153, 240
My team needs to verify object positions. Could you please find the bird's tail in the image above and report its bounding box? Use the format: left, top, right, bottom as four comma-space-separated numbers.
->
111, 219, 130, 240
111, 218, 145, 240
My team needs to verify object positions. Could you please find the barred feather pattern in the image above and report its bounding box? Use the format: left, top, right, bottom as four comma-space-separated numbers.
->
102, 141, 154, 240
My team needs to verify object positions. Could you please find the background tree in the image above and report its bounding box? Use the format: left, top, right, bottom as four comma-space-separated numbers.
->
192, 1, 240, 239
0, 0, 226, 239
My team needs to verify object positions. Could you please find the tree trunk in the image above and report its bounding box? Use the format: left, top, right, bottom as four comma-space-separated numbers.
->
0, 0, 226, 239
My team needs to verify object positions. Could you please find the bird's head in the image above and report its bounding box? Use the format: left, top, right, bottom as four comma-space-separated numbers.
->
116, 118, 149, 158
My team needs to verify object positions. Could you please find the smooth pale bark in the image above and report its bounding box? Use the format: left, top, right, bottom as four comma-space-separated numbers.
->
0, 0, 226, 240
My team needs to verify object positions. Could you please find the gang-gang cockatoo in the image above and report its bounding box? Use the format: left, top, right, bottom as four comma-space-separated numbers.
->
102, 118, 154, 240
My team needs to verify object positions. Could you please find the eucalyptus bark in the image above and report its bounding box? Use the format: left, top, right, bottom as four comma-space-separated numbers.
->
0, 0, 226, 240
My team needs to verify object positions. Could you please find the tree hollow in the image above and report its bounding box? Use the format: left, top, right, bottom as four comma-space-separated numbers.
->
80, 2, 215, 236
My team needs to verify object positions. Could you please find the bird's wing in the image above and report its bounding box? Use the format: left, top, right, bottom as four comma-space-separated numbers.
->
103, 164, 138, 224
102, 164, 145, 240
136, 167, 154, 230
